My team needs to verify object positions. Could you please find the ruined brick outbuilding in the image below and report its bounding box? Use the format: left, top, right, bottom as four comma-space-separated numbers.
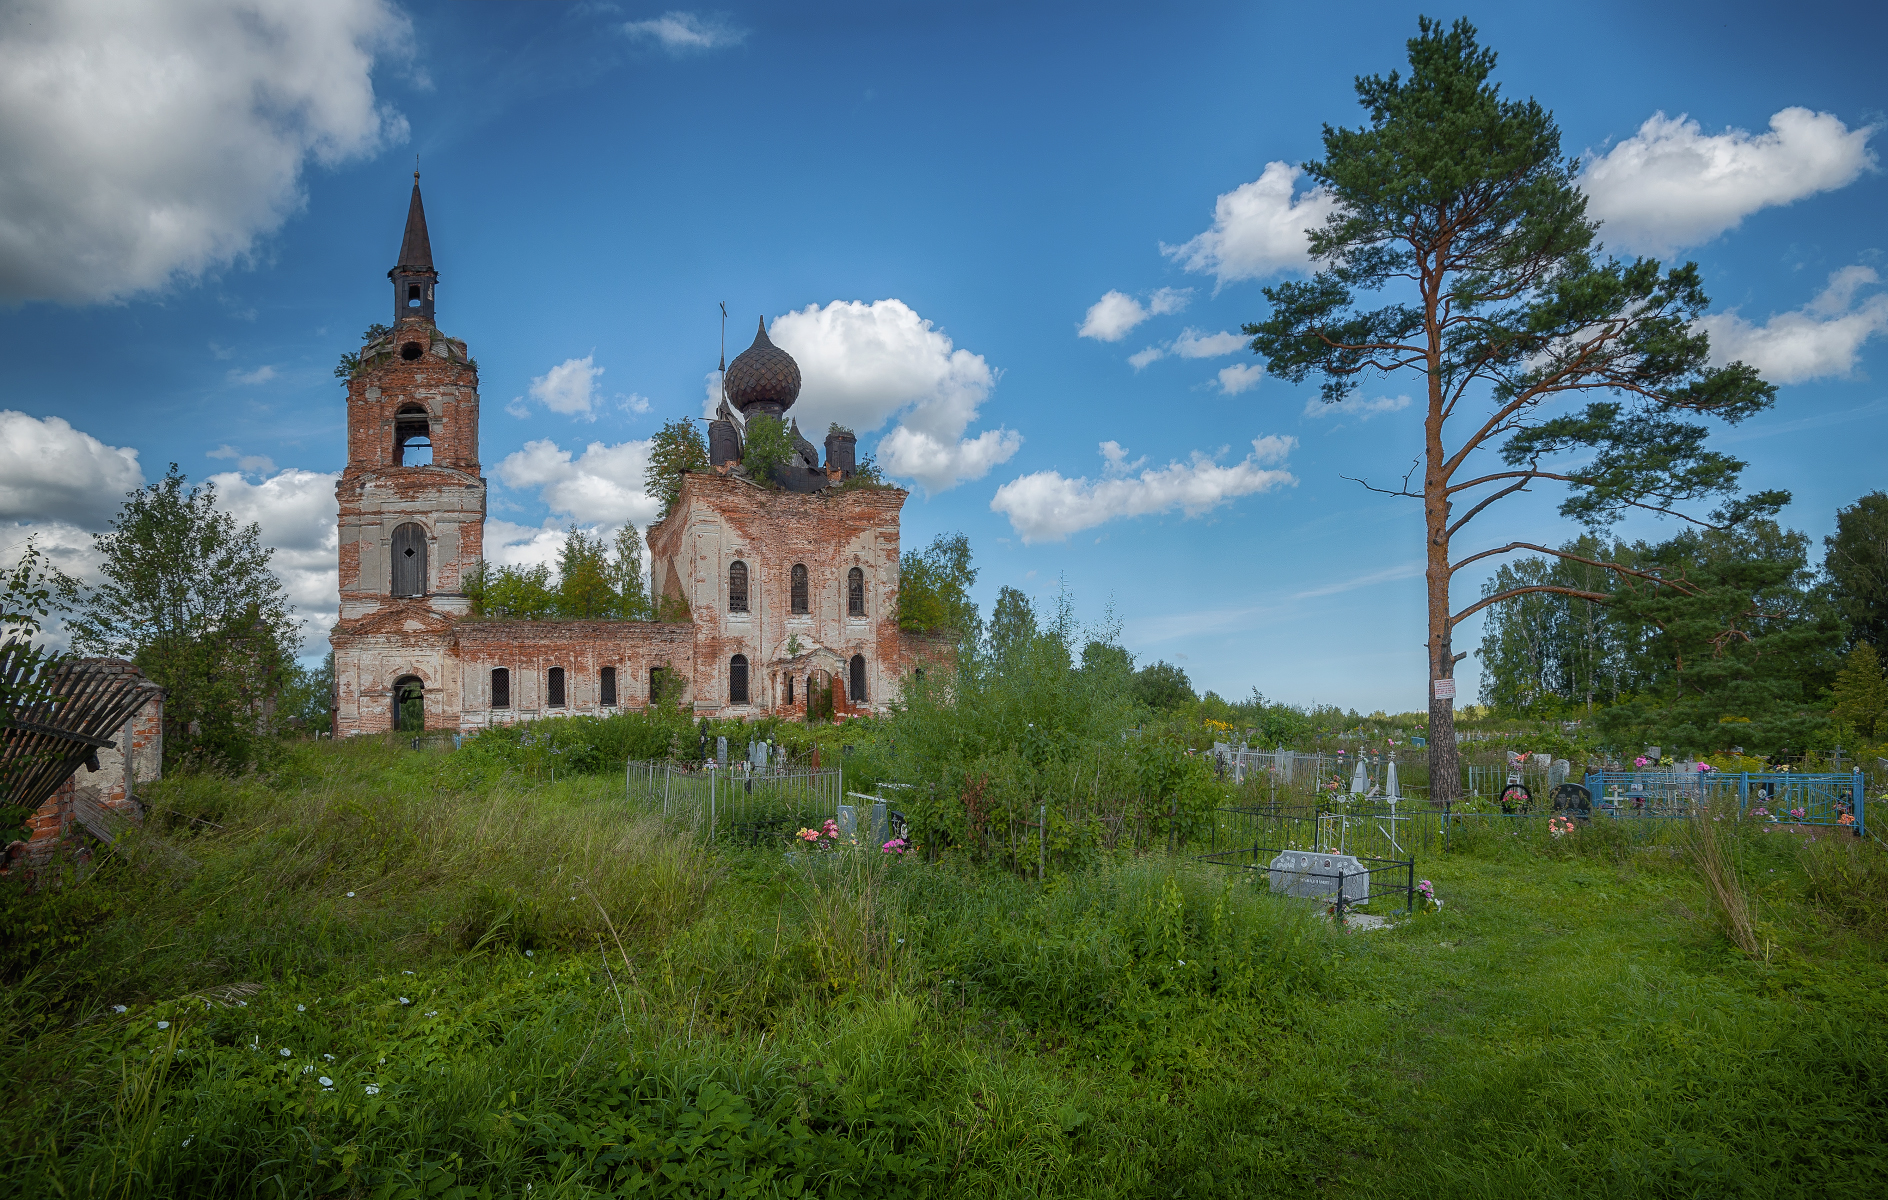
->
330, 180, 926, 736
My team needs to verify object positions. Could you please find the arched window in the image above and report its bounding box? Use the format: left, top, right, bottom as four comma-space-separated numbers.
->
791, 563, 808, 614
391, 523, 427, 596
393, 675, 424, 732
548, 667, 566, 708
847, 567, 865, 617
601, 666, 617, 707
393, 405, 432, 466
649, 666, 666, 704
729, 561, 749, 613
787, 675, 795, 704
491, 667, 510, 709
849, 654, 867, 703
729, 654, 749, 704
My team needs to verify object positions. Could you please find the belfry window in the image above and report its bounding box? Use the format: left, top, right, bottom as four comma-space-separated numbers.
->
393, 405, 432, 466
390, 522, 427, 596
601, 667, 617, 707
728, 561, 749, 613
791, 563, 808, 614
491, 668, 510, 709
729, 655, 749, 704
847, 567, 865, 617
407, 283, 423, 308
548, 667, 566, 708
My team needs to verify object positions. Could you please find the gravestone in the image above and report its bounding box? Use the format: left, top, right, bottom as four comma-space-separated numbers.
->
1548, 758, 1570, 786
1267, 850, 1370, 904
835, 800, 888, 846
716, 736, 728, 767
1350, 761, 1369, 795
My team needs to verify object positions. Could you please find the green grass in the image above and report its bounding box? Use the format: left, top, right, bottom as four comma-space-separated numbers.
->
2, 738, 1884, 1198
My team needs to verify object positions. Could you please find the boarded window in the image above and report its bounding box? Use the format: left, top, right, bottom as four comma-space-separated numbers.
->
729, 561, 749, 612
849, 654, 866, 703
791, 563, 808, 614
601, 667, 617, 707
548, 667, 566, 708
391, 523, 427, 596
847, 567, 865, 617
491, 668, 510, 709
729, 655, 749, 704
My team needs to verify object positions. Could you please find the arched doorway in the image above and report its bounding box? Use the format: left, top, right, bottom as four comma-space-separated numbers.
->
805, 668, 834, 722
392, 675, 425, 732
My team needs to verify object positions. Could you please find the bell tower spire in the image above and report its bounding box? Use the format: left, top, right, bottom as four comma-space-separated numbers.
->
390, 172, 437, 325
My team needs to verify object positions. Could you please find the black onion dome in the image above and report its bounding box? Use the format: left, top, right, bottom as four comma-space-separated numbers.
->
723, 318, 801, 413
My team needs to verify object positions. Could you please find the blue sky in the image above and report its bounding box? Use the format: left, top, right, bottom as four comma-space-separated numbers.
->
2, 0, 1884, 711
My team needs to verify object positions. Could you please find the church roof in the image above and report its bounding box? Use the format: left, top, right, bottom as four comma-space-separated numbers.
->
723, 318, 801, 412
394, 176, 434, 274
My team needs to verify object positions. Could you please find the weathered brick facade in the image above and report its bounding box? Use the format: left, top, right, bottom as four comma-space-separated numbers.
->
330, 180, 929, 737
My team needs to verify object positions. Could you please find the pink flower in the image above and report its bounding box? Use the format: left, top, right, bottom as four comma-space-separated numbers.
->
821, 818, 840, 839
881, 838, 908, 855
796, 828, 819, 842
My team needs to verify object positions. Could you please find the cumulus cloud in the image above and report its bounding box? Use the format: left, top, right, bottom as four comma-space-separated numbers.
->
1217, 364, 1264, 395
990, 436, 1297, 543
228, 365, 278, 385
495, 437, 660, 526
1077, 287, 1190, 342
1128, 327, 1247, 369
621, 11, 746, 54
0, 411, 143, 527
1301, 393, 1412, 420
1699, 266, 1888, 384
1161, 161, 1338, 287
208, 467, 340, 643
0, 0, 410, 304
767, 299, 1020, 492
482, 519, 573, 571
1580, 108, 1877, 254
209, 444, 279, 474
524, 355, 604, 419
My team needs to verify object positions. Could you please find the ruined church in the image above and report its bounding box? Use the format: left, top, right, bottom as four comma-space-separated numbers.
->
330, 180, 920, 736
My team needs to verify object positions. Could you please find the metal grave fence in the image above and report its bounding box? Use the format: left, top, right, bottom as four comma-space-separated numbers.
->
1198, 839, 1416, 921
625, 759, 844, 844
1582, 769, 1864, 833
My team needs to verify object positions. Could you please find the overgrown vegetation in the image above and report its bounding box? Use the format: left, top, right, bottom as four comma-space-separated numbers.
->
644, 418, 709, 519
740, 412, 797, 485
4, 739, 1884, 1198
467, 524, 655, 622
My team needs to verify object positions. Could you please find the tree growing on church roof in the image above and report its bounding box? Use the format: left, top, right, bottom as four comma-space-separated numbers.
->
645, 419, 708, 518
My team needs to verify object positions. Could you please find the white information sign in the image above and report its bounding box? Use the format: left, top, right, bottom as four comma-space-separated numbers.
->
1432, 678, 1457, 700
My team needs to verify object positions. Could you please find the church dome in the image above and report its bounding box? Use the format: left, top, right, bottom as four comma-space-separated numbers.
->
723, 318, 801, 414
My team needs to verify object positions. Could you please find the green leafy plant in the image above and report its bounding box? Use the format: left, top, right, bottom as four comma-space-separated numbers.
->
741, 413, 795, 485
645, 419, 709, 518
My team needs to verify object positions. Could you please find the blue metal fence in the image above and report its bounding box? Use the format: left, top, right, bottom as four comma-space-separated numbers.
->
1581, 770, 1864, 834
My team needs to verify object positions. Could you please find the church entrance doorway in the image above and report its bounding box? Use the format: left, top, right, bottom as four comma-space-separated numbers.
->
393, 675, 425, 732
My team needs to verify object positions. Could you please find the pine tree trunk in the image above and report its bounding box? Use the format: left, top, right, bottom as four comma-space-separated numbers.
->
1424, 353, 1462, 807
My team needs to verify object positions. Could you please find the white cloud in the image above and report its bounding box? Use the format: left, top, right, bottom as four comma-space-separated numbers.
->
621, 11, 745, 54
495, 437, 659, 526
768, 299, 1020, 492
0, 411, 143, 527
482, 519, 571, 571
208, 443, 277, 474
1077, 287, 1190, 342
527, 355, 603, 419
1217, 363, 1264, 395
1161, 161, 1338, 287
620, 393, 652, 415
990, 436, 1297, 543
1580, 108, 1877, 254
0, 0, 410, 304
1699, 266, 1888, 384
228, 365, 278, 385
208, 467, 340, 644
1128, 327, 1246, 369
1301, 393, 1411, 420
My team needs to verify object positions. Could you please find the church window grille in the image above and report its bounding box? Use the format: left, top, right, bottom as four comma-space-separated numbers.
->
729, 561, 749, 613
847, 567, 865, 617
491, 668, 510, 709
729, 655, 749, 704
601, 667, 617, 707
548, 667, 566, 708
791, 564, 808, 614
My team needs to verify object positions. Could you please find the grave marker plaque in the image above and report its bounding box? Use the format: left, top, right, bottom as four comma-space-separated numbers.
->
1267, 850, 1369, 904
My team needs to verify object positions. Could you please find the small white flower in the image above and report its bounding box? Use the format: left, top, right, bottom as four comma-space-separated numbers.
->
238, 1000, 248, 1007
302, 1064, 313, 1074
378, 1057, 386, 1064
426, 1010, 438, 1017
346, 891, 355, 897
157, 1021, 170, 1029
182, 1138, 191, 1147
250, 1036, 259, 1050
1177, 960, 1185, 967
319, 1076, 333, 1087
399, 997, 410, 1005
297, 1004, 306, 1012
324, 1053, 335, 1061
525, 950, 534, 957
113, 1005, 128, 1014
365, 1085, 380, 1095
280, 1048, 292, 1057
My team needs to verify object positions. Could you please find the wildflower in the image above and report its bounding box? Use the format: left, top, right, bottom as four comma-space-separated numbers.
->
346, 891, 355, 898
182, 1138, 191, 1147
319, 1076, 334, 1087
379, 1057, 386, 1064
297, 1004, 306, 1012
398, 997, 410, 1005
403, 970, 415, 976
113, 1005, 128, 1014
281, 1048, 292, 1057
1790, 808, 1806, 820
302, 1065, 313, 1074
881, 837, 909, 855
525, 950, 534, 957
157, 1021, 170, 1030
324, 1053, 335, 1060
365, 1085, 380, 1095
426, 1011, 438, 1017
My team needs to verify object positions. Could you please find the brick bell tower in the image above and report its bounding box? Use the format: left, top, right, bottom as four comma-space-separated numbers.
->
330, 174, 486, 735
